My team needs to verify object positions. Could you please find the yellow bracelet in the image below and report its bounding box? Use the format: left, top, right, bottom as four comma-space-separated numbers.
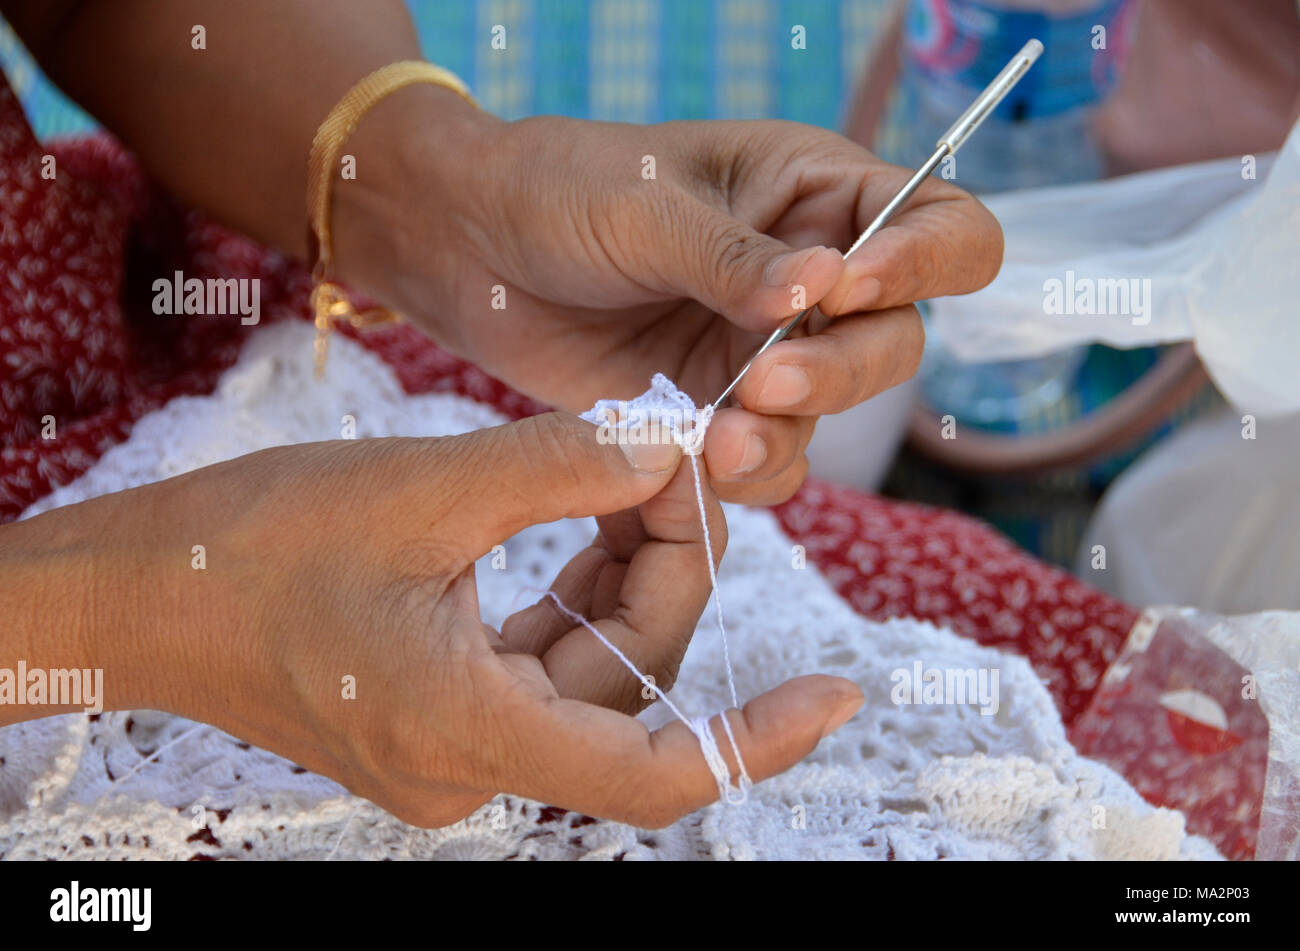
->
306, 61, 479, 379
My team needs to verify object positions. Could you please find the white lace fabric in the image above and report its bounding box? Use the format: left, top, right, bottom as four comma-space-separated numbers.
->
0, 322, 1220, 860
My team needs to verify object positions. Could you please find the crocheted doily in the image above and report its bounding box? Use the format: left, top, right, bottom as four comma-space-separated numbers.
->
0, 322, 1220, 860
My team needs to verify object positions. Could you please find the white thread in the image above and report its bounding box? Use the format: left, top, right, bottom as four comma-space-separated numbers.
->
111, 723, 208, 789
714, 711, 752, 804
567, 375, 755, 804
690, 715, 734, 803
536, 590, 694, 725
536, 589, 750, 805
687, 446, 740, 710
327, 806, 358, 861
683, 411, 753, 798
680, 403, 712, 457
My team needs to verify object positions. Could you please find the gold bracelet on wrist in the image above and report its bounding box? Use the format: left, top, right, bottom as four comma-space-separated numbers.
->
306, 61, 478, 379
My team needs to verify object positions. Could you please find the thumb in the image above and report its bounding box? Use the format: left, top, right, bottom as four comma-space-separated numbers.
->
449, 411, 682, 557
650, 199, 844, 332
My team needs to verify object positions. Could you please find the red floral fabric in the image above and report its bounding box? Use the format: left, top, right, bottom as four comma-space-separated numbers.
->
771, 480, 1137, 724
0, 81, 303, 519
1069, 612, 1268, 861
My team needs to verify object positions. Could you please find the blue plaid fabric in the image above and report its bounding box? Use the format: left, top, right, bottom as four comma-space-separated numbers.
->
1, 1, 891, 136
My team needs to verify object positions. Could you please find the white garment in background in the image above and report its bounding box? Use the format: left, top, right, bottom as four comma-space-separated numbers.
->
806, 377, 917, 491
1079, 410, 1300, 614
927, 119, 1300, 417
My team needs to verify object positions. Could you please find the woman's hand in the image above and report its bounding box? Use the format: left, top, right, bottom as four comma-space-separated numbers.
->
337, 111, 1003, 505
8, 2, 1000, 506
5, 413, 861, 828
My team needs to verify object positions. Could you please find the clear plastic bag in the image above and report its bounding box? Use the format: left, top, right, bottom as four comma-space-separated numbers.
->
927, 118, 1300, 416
1072, 606, 1300, 859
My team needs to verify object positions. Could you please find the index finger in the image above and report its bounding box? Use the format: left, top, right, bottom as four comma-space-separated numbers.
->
487, 674, 863, 828
817, 171, 1004, 318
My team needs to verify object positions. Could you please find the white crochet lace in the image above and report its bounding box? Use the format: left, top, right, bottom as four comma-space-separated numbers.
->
0, 322, 1220, 860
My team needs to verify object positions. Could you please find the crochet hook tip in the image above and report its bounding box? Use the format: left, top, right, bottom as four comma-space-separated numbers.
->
712, 40, 1042, 409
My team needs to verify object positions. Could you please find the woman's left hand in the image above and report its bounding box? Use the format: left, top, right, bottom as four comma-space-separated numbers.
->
0, 412, 862, 826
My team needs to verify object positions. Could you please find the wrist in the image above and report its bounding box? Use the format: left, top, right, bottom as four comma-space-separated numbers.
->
0, 493, 162, 722
328, 81, 501, 343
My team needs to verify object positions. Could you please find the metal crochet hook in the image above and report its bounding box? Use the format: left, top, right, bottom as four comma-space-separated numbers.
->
713, 38, 1044, 408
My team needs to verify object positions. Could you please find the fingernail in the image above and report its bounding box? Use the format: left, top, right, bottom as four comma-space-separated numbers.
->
763, 246, 825, 287
820, 692, 864, 739
730, 433, 767, 476
757, 364, 811, 409
619, 438, 681, 473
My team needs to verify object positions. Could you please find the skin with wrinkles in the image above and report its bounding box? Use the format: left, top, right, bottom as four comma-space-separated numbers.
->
0, 0, 1001, 825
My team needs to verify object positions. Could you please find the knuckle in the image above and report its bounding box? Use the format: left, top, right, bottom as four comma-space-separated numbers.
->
916, 238, 946, 300
704, 218, 761, 302
896, 308, 926, 381
640, 190, 699, 283
830, 336, 869, 405
764, 455, 810, 505
646, 658, 681, 697
513, 413, 587, 499
708, 504, 729, 556
980, 211, 1005, 288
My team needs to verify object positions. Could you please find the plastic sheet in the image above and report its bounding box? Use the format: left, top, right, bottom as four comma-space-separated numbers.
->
1072, 606, 1300, 860
926, 119, 1300, 416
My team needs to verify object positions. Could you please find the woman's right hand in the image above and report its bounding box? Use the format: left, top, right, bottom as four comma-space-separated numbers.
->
28, 412, 862, 828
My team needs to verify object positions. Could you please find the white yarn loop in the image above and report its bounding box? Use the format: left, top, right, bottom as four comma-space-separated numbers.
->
690, 715, 736, 803
687, 450, 741, 712
538, 589, 750, 805
715, 711, 753, 803
680, 404, 713, 457
572, 375, 751, 804
536, 589, 694, 726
